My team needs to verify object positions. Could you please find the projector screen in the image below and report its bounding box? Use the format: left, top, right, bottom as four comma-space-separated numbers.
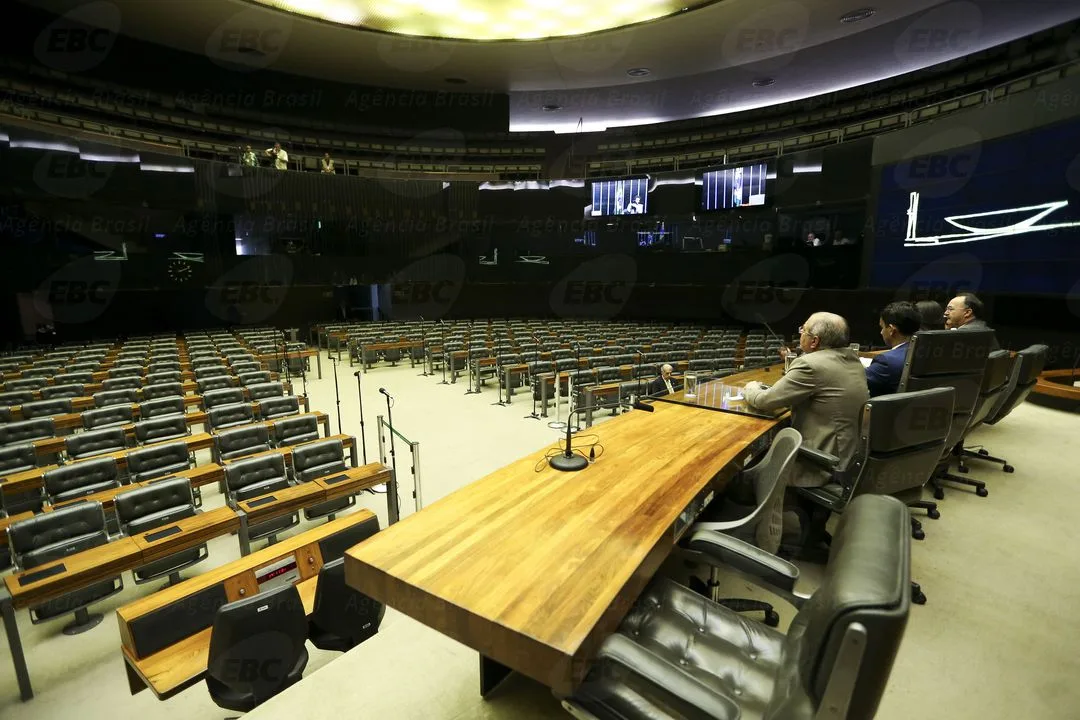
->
701, 162, 768, 210
590, 177, 649, 216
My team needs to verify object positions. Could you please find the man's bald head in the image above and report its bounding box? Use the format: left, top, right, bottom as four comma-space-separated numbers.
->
803, 312, 850, 350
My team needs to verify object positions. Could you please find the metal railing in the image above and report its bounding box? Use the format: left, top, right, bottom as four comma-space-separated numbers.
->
376, 414, 423, 524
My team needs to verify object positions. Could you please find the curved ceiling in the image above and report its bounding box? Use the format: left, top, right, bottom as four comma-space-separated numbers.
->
19, 0, 1080, 132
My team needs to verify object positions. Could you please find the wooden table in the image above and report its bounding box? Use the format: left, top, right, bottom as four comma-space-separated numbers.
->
256, 348, 321, 379
6, 392, 203, 423
344, 397, 782, 697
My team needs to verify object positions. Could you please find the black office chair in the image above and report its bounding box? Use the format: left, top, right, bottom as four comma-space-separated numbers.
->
43, 456, 123, 505
194, 365, 231, 380
115, 477, 208, 586
7, 502, 124, 634
273, 415, 319, 447
21, 398, 73, 419
307, 558, 385, 652
293, 438, 354, 521
145, 371, 182, 386
139, 396, 185, 419
205, 583, 309, 713
208, 403, 256, 431
224, 454, 299, 544
247, 382, 284, 401
566, 495, 911, 720
0, 390, 36, 408
0, 417, 56, 446
147, 361, 181, 374
127, 441, 193, 482
214, 424, 272, 463
204, 387, 245, 410
40, 383, 85, 400
6, 378, 47, 391
960, 344, 1048, 474
197, 376, 239, 394
103, 377, 143, 392
257, 396, 300, 420
897, 329, 993, 499
65, 426, 130, 460
0, 444, 45, 516
94, 389, 139, 408
134, 415, 191, 445
237, 371, 272, 386
82, 405, 135, 430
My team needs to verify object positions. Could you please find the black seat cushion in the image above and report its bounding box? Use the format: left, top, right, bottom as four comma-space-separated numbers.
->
94, 390, 139, 407
127, 441, 192, 482
0, 418, 56, 446
216, 425, 271, 461
134, 415, 189, 444
0, 443, 37, 474
116, 477, 197, 534
66, 427, 128, 460
44, 456, 122, 502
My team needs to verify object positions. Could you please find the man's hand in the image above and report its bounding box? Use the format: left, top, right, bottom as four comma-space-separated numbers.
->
778, 346, 790, 359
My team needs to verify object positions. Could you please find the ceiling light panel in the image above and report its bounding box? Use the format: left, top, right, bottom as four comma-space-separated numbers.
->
257, 0, 715, 39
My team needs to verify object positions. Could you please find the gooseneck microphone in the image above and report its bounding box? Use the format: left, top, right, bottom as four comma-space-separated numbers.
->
379, 387, 393, 399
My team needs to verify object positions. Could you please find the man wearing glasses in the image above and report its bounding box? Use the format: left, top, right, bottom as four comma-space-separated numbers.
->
742, 312, 868, 488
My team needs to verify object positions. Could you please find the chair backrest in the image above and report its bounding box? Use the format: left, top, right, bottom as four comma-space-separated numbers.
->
273, 415, 319, 446
145, 371, 182, 386
310, 558, 385, 649
0, 417, 56, 446
967, 349, 1013, 431
43, 456, 121, 501
206, 583, 308, 707
203, 387, 244, 410
197, 376, 239, 394
0, 443, 37, 474
115, 477, 197, 535
193, 357, 225, 369
127, 441, 192, 482
82, 404, 135, 430
238, 371, 272, 386
897, 330, 992, 450
0, 390, 36, 407
292, 438, 347, 483
40, 383, 85, 400
134, 415, 190, 444
8, 501, 110, 569
714, 495, 906, 720
194, 365, 231, 379
54, 372, 94, 386
231, 361, 263, 375
148, 361, 181, 374
16, 370, 51, 381
141, 382, 184, 401
208, 402, 255, 431
728, 427, 802, 554
258, 396, 300, 420
109, 367, 144, 379
985, 344, 1049, 424
848, 388, 955, 499
66, 426, 129, 459
103, 377, 143, 392
94, 389, 139, 407
21, 398, 73, 419
139, 396, 185, 419
247, 382, 284, 400
214, 424, 271, 462
224, 454, 290, 498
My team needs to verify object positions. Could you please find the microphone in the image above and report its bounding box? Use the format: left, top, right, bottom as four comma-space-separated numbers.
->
353, 370, 361, 377
754, 312, 787, 348
379, 387, 392, 398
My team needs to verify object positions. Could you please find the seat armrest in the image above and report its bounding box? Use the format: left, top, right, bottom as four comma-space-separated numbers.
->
798, 445, 840, 470
687, 529, 800, 595
579, 634, 741, 720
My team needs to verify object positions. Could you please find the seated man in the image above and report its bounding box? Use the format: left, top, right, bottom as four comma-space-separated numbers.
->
648, 364, 680, 396
944, 292, 1000, 350
866, 301, 921, 397
742, 312, 868, 488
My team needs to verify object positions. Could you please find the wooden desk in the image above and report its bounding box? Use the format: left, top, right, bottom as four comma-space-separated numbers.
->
117, 510, 377, 700
7, 392, 202, 423
256, 348, 321, 379
344, 400, 781, 697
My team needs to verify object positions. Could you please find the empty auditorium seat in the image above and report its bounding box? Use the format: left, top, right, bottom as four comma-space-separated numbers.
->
0, 390, 36, 407
94, 389, 138, 407
292, 438, 354, 521
224, 454, 298, 543
20, 398, 73, 419
238, 371, 272, 386
82, 405, 135, 430
258, 396, 300, 420
53, 372, 94, 386
43, 456, 122, 504
197, 376, 238, 394
214, 425, 271, 463
203, 388, 244, 410
108, 367, 144, 380
139, 396, 185, 419
273, 415, 319, 447
66, 427, 129, 460
145, 371, 182, 385
141, 382, 184, 401
6, 378, 47, 391
0, 417, 56, 446
194, 365, 230, 380
102, 377, 142, 392
134, 415, 190, 445
247, 382, 284, 401
115, 477, 207, 585
230, 361, 263, 375
147, 361, 181, 374
208, 402, 255, 431
0, 443, 37, 475
127, 441, 192, 482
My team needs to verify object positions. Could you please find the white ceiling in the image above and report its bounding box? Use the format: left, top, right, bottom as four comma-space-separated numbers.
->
20, 0, 1080, 131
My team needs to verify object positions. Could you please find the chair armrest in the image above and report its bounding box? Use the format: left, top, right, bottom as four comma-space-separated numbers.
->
798, 445, 840, 470
586, 635, 741, 720
687, 529, 799, 595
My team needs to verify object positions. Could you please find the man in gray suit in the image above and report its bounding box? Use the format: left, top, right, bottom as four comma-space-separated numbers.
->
944, 293, 1000, 350
742, 312, 869, 488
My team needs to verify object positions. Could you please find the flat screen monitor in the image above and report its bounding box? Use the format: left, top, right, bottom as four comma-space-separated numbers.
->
701, 163, 768, 210
590, 177, 649, 216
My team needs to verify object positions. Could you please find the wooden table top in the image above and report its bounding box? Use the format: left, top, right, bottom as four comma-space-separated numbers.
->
5, 537, 144, 609
344, 400, 780, 695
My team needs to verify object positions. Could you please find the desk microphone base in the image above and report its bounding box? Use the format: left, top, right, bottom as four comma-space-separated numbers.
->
549, 454, 588, 472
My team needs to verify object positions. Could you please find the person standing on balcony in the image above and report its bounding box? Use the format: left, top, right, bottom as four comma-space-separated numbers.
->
240, 145, 258, 167
321, 152, 335, 174
265, 142, 288, 170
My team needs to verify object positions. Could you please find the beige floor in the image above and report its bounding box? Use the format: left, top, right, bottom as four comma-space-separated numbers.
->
2, 349, 1079, 719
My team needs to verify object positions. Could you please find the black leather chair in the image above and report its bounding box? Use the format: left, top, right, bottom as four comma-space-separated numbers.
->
897, 329, 993, 499
40, 383, 85, 400
0, 417, 56, 446
0, 443, 43, 516
961, 344, 1048, 474
103, 377, 143, 392
127, 441, 193, 482
193, 357, 226, 370
147, 361, 181, 374
51, 372, 93, 386
205, 583, 308, 712
231, 361, 263, 376
94, 389, 139, 408
65, 363, 99, 374
566, 495, 911, 720
141, 382, 184, 401
194, 365, 231, 380
208, 402, 255, 431
134, 415, 190, 445
19, 368, 53, 380
238, 371, 272, 386
21, 398, 73, 419
203, 387, 244, 410
257, 396, 300, 420
81, 405, 134, 430
214, 424, 272, 463
139, 396, 185, 419
273, 415, 319, 447
6, 378, 48, 391
197, 376, 239, 394
247, 382, 284, 401
43, 456, 123, 504
115, 477, 208, 585
0, 390, 36, 408
7, 502, 124, 634
293, 438, 354, 521
145, 371, 182, 386
0, 442, 37, 475
108, 367, 144, 380
66, 426, 129, 460
308, 558, 385, 652
224, 454, 299, 543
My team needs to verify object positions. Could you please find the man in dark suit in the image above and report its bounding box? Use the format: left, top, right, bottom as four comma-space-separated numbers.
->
866, 302, 921, 397
944, 293, 1000, 350
648, 364, 680, 396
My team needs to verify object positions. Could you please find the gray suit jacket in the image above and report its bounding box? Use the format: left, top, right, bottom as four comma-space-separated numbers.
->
956, 319, 1001, 350
743, 348, 869, 488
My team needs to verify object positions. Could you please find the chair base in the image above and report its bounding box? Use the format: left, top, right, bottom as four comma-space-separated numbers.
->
938, 472, 988, 498
911, 518, 924, 541
960, 447, 1014, 473
907, 499, 940, 520
911, 582, 927, 605
63, 607, 104, 635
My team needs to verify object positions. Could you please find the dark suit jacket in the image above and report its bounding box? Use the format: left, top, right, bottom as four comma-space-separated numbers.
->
865, 342, 909, 397
956, 319, 1001, 350
648, 375, 681, 396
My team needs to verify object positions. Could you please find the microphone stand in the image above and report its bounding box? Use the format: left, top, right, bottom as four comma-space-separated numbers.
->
438, 321, 449, 385
353, 371, 368, 465
382, 389, 401, 519
418, 315, 429, 377
524, 335, 542, 420
329, 356, 343, 435
279, 329, 292, 386
464, 341, 481, 395
548, 392, 590, 472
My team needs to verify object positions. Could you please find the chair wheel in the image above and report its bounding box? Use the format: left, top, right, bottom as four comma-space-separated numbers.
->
933, 487, 945, 500
764, 610, 780, 627
977, 449, 989, 456
1003, 465, 1014, 473
912, 528, 925, 541
976, 487, 989, 497
912, 589, 927, 605
927, 508, 941, 520
957, 465, 969, 474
